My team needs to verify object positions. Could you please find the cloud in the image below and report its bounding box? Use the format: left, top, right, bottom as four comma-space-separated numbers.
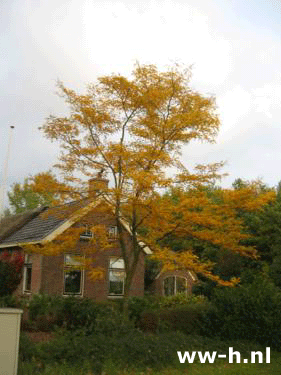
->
252, 84, 281, 119
14, 0, 232, 85
2, 0, 281, 199
216, 85, 252, 141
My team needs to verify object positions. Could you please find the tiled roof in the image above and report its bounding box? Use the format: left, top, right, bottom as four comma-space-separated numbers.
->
0, 199, 91, 246
0, 212, 65, 245
0, 208, 45, 242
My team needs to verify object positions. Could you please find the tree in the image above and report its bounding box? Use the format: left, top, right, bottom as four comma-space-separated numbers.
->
8, 171, 60, 214
28, 63, 274, 311
0, 251, 24, 296
146, 184, 274, 287
235, 179, 281, 287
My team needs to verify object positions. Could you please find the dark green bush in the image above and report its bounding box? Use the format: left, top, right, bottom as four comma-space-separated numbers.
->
28, 294, 59, 321
27, 295, 111, 333
0, 294, 21, 308
138, 311, 159, 333
209, 276, 281, 348
27, 293, 209, 334
37, 331, 106, 364
128, 293, 207, 328
128, 295, 160, 324
30, 330, 185, 370
94, 309, 135, 337
112, 331, 182, 369
19, 332, 38, 363
55, 296, 103, 332
25, 329, 264, 372
27, 294, 61, 332
139, 301, 212, 335
26, 294, 134, 337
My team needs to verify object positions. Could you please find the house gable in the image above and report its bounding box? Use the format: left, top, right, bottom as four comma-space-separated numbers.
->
0, 196, 152, 255
0, 196, 149, 301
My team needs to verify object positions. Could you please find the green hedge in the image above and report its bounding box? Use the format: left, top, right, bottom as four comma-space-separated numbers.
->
128, 293, 207, 327
139, 301, 212, 335
24, 294, 135, 336
24, 293, 207, 333
19, 329, 266, 374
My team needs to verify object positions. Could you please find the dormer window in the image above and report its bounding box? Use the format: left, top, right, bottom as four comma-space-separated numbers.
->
80, 226, 93, 241
163, 276, 187, 296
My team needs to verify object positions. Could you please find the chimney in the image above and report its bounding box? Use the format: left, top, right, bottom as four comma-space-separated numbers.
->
88, 177, 109, 197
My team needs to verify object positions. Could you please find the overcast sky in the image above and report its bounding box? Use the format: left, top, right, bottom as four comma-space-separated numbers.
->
1, 0, 281, 206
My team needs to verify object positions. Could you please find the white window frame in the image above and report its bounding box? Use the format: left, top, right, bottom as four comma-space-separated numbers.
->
23, 254, 32, 294
163, 275, 188, 296
63, 254, 85, 296
108, 257, 125, 297
79, 225, 93, 241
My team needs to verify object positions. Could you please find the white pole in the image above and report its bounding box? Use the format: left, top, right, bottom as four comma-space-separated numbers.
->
0, 126, 15, 219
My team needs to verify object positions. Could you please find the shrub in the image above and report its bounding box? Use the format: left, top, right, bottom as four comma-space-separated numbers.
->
35, 332, 112, 374
0, 294, 21, 308
209, 276, 281, 348
26, 294, 134, 336
139, 301, 212, 335
25, 330, 264, 372
28, 294, 58, 321
27, 294, 60, 332
159, 293, 207, 309
0, 251, 24, 296
55, 297, 103, 332
19, 332, 38, 363
128, 296, 160, 324
29, 330, 185, 371
128, 294, 207, 328
28, 295, 103, 332
94, 309, 135, 337
112, 331, 182, 369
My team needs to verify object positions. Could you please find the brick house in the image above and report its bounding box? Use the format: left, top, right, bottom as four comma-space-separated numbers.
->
0, 178, 196, 300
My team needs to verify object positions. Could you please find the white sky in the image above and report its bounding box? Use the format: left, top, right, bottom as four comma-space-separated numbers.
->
1, 0, 281, 204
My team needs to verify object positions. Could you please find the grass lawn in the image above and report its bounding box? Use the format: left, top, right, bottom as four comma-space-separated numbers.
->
19, 352, 281, 375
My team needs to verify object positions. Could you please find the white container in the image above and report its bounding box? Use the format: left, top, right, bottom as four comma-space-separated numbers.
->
0, 308, 23, 375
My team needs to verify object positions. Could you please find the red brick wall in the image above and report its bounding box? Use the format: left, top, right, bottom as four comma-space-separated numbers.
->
10, 203, 146, 301
40, 254, 64, 295
37, 204, 145, 300
13, 253, 42, 296
38, 248, 145, 301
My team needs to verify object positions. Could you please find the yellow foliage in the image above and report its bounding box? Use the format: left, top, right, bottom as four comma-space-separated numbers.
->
32, 63, 275, 294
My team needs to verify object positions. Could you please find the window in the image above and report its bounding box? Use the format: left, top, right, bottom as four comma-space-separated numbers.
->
23, 254, 32, 293
108, 257, 125, 296
108, 225, 118, 239
63, 255, 83, 295
163, 276, 187, 296
79, 226, 93, 241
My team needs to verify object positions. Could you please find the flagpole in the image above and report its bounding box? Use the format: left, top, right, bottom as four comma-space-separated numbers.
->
0, 126, 15, 219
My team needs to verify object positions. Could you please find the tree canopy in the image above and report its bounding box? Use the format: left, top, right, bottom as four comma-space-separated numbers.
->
26, 63, 275, 308
7, 171, 59, 214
